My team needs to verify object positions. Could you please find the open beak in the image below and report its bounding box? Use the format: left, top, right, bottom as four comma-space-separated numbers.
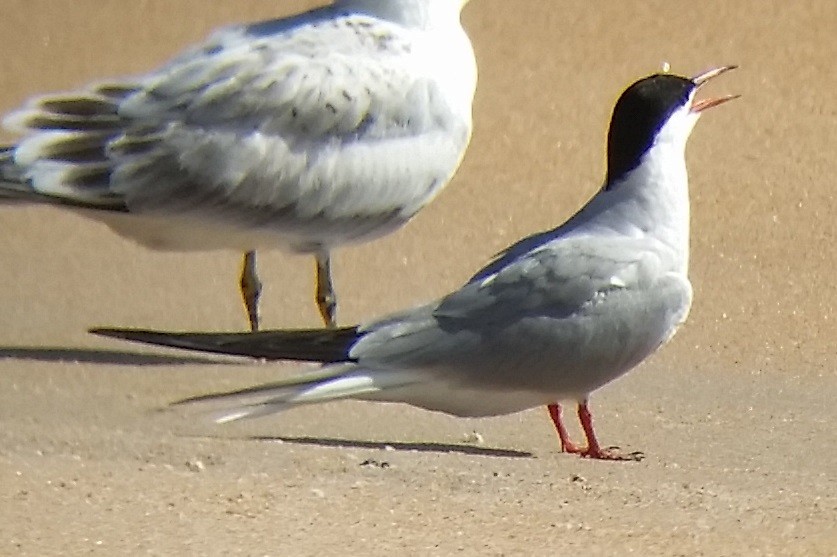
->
690, 65, 740, 112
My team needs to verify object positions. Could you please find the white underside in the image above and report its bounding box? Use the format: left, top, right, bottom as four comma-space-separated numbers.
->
85, 208, 408, 253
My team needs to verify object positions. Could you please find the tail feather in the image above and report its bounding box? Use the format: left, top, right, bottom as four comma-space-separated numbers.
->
14, 131, 112, 165
13, 111, 122, 133
1, 146, 20, 191
2, 89, 128, 133
91, 326, 425, 424
171, 364, 418, 424
1, 143, 126, 211
174, 366, 359, 405
90, 326, 361, 363
1, 84, 142, 208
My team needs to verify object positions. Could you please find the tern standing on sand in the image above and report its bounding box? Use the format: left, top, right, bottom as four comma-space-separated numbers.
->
0, 0, 477, 331
95, 66, 739, 459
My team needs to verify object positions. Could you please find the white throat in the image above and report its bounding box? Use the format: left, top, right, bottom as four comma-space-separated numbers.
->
567, 107, 701, 274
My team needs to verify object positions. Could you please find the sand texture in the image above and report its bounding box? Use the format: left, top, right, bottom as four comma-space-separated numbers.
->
0, 1, 835, 555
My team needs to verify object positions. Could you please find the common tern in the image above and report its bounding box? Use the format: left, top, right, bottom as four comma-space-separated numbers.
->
0, 0, 477, 331
92, 66, 739, 459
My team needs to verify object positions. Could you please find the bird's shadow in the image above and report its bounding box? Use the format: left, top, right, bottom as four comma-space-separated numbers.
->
0, 346, 228, 366
3, 348, 535, 458
246, 434, 534, 458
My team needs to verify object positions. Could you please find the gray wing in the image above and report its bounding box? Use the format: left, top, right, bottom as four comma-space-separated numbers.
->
352, 235, 690, 383
440, 236, 669, 320
3, 10, 474, 247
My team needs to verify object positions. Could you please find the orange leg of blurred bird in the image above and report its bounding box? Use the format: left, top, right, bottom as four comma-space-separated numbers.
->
315, 250, 337, 329
240, 250, 262, 332
240, 250, 337, 331
547, 400, 641, 460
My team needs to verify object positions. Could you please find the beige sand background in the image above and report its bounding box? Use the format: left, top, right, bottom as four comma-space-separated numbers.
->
0, 1, 835, 554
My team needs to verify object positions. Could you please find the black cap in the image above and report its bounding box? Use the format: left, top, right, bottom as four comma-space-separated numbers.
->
605, 74, 695, 188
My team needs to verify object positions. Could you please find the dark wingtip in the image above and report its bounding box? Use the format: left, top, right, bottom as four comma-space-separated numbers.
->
90, 326, 360, 363
89, 327, 158, 342
88, 327, 203, 351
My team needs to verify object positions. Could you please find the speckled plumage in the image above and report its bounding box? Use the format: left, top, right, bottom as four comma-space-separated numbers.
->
1, 0, 476, 327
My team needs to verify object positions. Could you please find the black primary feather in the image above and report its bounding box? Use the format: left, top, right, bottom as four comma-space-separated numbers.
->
90, 326, 361, 363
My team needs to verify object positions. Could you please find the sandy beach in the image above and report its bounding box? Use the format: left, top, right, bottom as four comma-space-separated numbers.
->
1, 1, 835, 554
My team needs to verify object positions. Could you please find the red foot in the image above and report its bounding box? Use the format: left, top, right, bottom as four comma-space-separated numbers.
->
546, 401, 643, 461
547, 403, 582, 453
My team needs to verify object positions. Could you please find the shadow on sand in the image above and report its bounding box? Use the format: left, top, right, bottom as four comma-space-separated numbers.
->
247, 434, 534, 458
0, 346, 230, 366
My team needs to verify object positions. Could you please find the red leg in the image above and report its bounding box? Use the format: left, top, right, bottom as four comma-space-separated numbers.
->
546, 403, 583, 454
576, 399, 641, 461
576, 400, 610, 458
547, 400, 642, 461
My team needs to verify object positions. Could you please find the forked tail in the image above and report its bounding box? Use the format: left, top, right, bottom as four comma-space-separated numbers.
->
171, 364, 416, 424
90, 325, 419, 423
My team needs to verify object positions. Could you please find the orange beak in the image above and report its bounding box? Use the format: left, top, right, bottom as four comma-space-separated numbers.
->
690, 65, 740, 112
